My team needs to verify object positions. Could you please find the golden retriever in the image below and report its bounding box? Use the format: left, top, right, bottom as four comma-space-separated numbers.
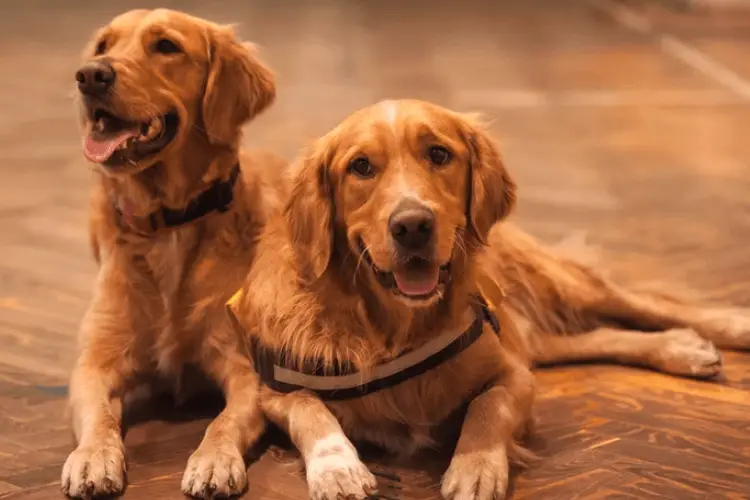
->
231, 99, 750, 500
61, 9, 279, 499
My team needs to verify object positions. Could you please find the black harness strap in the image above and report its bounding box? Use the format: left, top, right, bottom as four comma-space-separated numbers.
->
115, 164, 240, 234
251, 297, 500, 401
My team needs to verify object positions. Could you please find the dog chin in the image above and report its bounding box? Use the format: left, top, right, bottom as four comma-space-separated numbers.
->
392, 286, 444, 308
95, 154, 160, 177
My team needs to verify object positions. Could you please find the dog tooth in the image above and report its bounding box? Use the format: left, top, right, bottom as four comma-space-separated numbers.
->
145, 120, 161, 140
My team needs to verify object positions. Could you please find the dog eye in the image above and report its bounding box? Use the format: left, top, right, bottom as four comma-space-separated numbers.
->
153, 38, 182, 54
427, 145, 452, 166
348, 157, 375, 179
94, 40, 107, 55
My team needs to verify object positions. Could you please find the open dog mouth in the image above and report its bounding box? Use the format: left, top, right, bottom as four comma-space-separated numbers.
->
82, 108, 179, 167
359, 241, 451, 301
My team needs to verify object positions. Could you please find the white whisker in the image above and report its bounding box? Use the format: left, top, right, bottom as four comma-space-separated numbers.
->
353, 243, 373, 287
455, 231, 468, 259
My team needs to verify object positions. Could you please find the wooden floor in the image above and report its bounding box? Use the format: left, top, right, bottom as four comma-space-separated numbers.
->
1, 0, 750, 498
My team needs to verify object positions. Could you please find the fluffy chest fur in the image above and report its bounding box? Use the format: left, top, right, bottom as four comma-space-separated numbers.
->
324, 329, 507, 455
89, 172, 267, 384
244, 257, 510, 455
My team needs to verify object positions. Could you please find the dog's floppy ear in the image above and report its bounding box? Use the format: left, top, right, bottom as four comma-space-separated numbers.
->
284, 141, 334, 281
202, 25, 276, 146
460, 114, 517, 244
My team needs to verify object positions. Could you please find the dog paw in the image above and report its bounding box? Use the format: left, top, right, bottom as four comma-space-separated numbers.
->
441, 447, 509, 500
181, 444, 247, 499
61, 442, 126, 499
305, 443, 377, 500
653, 328, 722, 378
696, 309, 750, 350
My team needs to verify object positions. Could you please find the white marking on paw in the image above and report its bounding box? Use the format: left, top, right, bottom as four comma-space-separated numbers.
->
305, 434, 377, 500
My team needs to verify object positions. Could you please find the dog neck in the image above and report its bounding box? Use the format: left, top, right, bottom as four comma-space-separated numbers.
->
100, 133, 240, 230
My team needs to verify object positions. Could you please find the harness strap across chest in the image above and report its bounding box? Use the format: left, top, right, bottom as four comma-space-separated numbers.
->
231, 297, 500, 401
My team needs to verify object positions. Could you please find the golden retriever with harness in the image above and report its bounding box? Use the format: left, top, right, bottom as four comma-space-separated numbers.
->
230, 99, 750, 500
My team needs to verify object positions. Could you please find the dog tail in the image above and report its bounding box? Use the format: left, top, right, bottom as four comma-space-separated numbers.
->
550, 230, 603, 269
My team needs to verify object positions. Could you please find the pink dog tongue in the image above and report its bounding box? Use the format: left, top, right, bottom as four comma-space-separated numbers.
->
82, 131, 138, 163
393, 268, 440, 296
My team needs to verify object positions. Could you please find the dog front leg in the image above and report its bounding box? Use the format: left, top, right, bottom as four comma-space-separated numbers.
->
61, 351, 129, 498
262, 391, 377, 500
182, 352, 266, 499
61, 256, 161, 499
441, 354, 535, 500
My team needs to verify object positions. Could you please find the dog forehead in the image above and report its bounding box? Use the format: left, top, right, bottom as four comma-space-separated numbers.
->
330, 112, 392, 150
379, 100, 400, 127
325, 101, 468, 165
378, 100, 462, 140
373, 100, 427, 135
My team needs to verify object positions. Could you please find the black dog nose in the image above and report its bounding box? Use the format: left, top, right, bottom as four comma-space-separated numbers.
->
389, 201, 435, 252
75, 61, 116, 96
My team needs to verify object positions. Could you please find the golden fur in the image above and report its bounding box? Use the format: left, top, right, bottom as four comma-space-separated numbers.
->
235, 99, 750, 500
62, 9, 280, 500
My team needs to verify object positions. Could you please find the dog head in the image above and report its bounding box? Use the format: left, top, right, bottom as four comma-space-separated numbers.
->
285, 99, 516, 308
76, 9, 275, 174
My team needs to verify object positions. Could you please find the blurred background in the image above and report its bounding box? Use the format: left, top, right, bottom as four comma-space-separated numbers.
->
1, 0, 749, 498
